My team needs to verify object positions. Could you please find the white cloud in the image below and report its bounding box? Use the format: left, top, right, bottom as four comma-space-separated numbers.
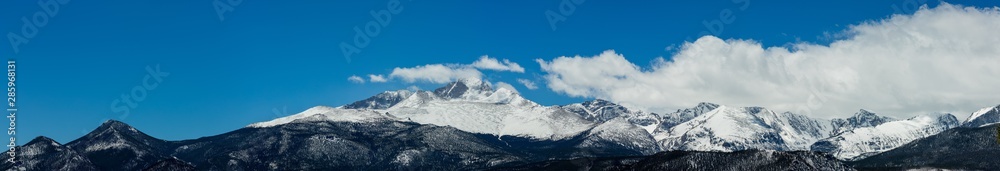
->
368, 74, 387, 83
471, 56, 525, 73
494, 82, 519, 93
407, 85, 421, 91
347, 75, 365, 83
517, 79, 539, 90
389, 64, 483, 84
536, 4, 1000, 119
374, 56, 524, 84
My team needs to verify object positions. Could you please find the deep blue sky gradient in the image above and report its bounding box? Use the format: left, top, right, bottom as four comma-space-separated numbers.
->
2, 0, 997, 144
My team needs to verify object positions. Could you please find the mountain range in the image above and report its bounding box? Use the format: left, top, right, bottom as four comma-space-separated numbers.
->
6, 78, 999, 170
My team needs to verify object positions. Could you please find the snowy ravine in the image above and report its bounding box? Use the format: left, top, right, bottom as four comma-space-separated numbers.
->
811, 113, 960, 161
658, 105, 833, 152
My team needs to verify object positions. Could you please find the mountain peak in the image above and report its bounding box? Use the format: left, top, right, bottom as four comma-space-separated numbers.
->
97, 119, 136, 132
431, 78, 497, 101
856, 109, 874, 115
457, 78, 489, 88
829, 109, 896, 136
961, 104, 1000, 127
695, 102, 720, 109
582, 99, 616, 107
847, 109, 893, 126
563, 99, 636, 123
664, 102, 721, 120
341, 90, 415, 109
71, 119, 160, 147
26, 136, 60, 147
97, 119, 138, 132
433, 78, 492, 99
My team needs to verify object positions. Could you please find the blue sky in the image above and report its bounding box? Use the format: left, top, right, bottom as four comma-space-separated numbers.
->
2, 0, 999, 144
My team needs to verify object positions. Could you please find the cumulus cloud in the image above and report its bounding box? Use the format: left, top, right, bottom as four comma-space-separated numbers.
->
368, 74, 388, 83
374, 56, 524, 84
517, 79, 539, 90
494, 82, 519, 93
471, 56, 526, 73
536, 4, 1000, 118
389, 64, 483, 84
347, 75, 365, 83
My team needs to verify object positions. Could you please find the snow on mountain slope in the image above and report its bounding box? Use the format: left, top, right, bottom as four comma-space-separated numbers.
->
756, 111, 834, 150
810, 113, 959, 161
2, 137, 97, 171
66, 120, 175, 171
560, 99, 660, 133
340, 90, 414, 109
657, 102, 720, 129
658, 105, 832, 152
961, 104, 1000, 128
650, 102, 720, 140
830, 109, 896, 136
575, 117, 661, 155
248, 106, 397, 127
251, 76, 989, 159
388, 91, 594, 140
384, 78, 595, 140
431, 78, 496, 102
255, 78, 594, 140
561, 99, 641, 123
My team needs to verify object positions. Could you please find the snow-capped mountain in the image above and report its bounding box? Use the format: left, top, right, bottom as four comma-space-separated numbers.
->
574, 117, 661, 155
810, 113, 959, 161
830, 109, 896, 135
658, 105, 834, 152
212, 79, 1000, 164
325, 81, 983, 161
561, 99, 644, 123
560, 99, 664, 134
852, 124, 1000, 170
11, 78, 997, 170
430, 78, 495, 101
654, 102, 720, 133
340, 90, 414, 109
248, 106, 397, 127
960, 104, 1000, 128
385, 80, 594, 140
321, 78, 597, 140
